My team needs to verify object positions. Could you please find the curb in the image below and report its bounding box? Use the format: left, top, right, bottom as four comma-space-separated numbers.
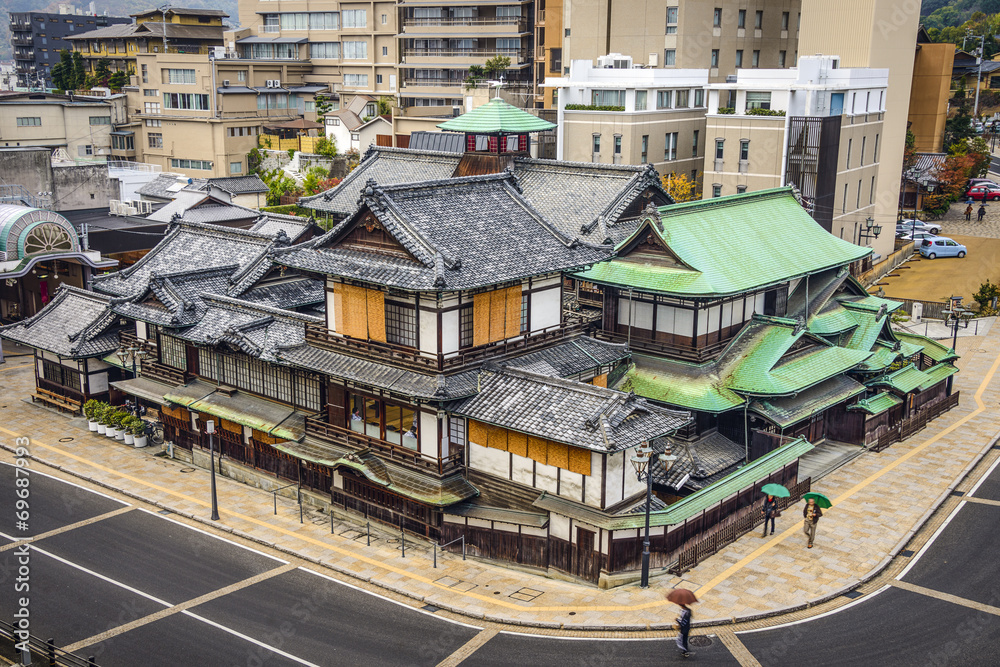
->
4, 423, 1000, 633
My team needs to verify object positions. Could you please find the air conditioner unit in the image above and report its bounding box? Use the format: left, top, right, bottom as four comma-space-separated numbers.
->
266, 79, 281, 88
597, 53, 633, 69
222, 79, 230, 87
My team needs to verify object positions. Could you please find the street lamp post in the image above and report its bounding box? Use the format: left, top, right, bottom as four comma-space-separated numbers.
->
116, 344, 149, 379
856, 216, 882, 248
630, 441, 678, 588
943, 297, 968, 395
206, 420, 220, 521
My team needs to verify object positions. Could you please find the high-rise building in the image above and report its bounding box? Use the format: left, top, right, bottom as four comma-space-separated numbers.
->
8, 11, 131, 88
798, 0, 920, 263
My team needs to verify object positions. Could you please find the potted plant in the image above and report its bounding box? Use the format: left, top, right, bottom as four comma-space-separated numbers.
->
84, 399, 100, 431
123, 416, 137, 445
113, 410, 129, 440
95, 403, 109, 435
130, 418, 148, 448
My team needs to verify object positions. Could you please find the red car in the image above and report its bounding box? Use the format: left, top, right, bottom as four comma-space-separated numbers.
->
965, 183, 1000, 201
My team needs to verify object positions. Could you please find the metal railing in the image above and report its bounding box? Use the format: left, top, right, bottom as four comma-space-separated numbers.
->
402, 47, 530, 61
403, 17, 526, 28
0, 619, 99, 666
0, 183, 47, 208
272, 481, 302, 523
433, 535, 466, 567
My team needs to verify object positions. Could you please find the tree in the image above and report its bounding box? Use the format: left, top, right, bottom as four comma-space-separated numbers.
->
944, 103, 976, 148
71, 52, 87, 89
258, 168, 299, 206
51, 50, 74, 90
661, 172, 699, 202
93, 58, 111, 87
314, 94, 334, 125
108, 70, 129, 90
314, 136, 337, 158
376, 96, 394, 117
465, 55, 512, 89
902, 129, 918, 173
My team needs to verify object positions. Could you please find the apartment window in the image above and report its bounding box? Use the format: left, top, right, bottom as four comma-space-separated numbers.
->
376, 74, 383, 84
342, 10, 366, 28
740, 139, 749, 161
779, 50, 786, 68
565, 28, 570, 36
351, 133, 360, 141
635, 90, 647, 111
614, 135, 622, 154
860, 136, 866, 165
385, 302, 417, 347
310, 43, 341, 59
641, 135, 648, 163
382, 46, 388, 56
656, 90, 673, 109
870, 175, 876, 204
692, 129, 699, 157
344, 74, 369, 87
304, 101, 315, 112
712, 184, 722, 198
675, 89, 689, 108
16, 117, 41, 126
752, 50, 759, 68
343, 41, 368, 59
857, 179, 862, 209
164, 68, 196, 84
711, 50, 719, 68
666, 6, 678, 34
846, 138, 852, 168
735, 50, 743, 68
781, 11, 789, 30
713, 8, 722, 27
237, 71, 246, 82
715, 139, 724, 159
459, 305, 474, 348
170, 158, 213, 170
664, 49, 675, 66
164, 93, 210, 110
593, 134, 601, 154
873, 134, 880, 161
143, 89, 159, 96
381, 14, 388, 24
746, 91, 771, 110
755, 10, 763, 29
738, 9, 746, 28
737, 185, 747, 193
664, 132, 678, 160
145, 119, 161, 127
141, 63, 148, 83
694, 89, 704, 107
148, 133, 163, 148
78, 145, 93, 156
592, 89, 624, 106
842, 183, 848, 213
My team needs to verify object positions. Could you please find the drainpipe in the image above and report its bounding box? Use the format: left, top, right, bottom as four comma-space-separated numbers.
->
744, 397, 750, 464
626, 287, 633, 348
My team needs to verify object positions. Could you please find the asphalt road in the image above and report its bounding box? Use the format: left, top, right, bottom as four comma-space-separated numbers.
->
3, 458, 1000, 666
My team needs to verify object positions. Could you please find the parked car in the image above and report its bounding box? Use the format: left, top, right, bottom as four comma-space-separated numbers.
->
896, 219, 942, 235
920, 237, 967, 259
899, 231, 942, 245
968, 178, 998, 188
965, 183, 1000, 201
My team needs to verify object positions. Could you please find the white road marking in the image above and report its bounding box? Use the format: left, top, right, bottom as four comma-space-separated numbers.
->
967, 455, 1000, 498
497, 630, 677, 641
736, 585, 891, 635
136, 507, 288, 564
26, 543, 172, 606
182, 610, 323, 667
0, 460, 130, 505
895, 500, 966, 580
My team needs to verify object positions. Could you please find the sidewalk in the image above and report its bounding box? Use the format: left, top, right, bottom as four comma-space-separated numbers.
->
1, 330, 999, 631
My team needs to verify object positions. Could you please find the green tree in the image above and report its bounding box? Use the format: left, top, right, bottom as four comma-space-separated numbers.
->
51, 50, 74, 90
314, 136, 337, 158
945, 103, 976, 147
93, 58, 111, 86
484, 55, 511, 79
376, 96, 394, 117
71, 52, 88, 89
108, 69, 129, 90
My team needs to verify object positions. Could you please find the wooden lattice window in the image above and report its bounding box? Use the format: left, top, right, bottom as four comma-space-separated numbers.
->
385, 301, 417, 347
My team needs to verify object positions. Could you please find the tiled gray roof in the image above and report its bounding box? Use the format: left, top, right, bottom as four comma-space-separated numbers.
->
92, 221, 276, 299
109, 265, 237, 327
249, 214, 315, 241
450, 366, 692, 452
171, 295, 322, 362
65, 23, 142, 40
0, 286, 122, 358
407, 131, 465, 154
137, 173, 195, 200
278, 173, 612, 291
195, 175, 268, 195
175, 204, 260, 225
239, 278, 325, 310
504, 337, 630, 378
275, 343, 479, 400
652, 431, 746, 491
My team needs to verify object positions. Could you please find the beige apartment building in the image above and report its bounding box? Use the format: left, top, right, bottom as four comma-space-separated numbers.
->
121, 52, 325, 178
562, 0, 801, 87
546, 59, 707, 180
703, 56, 887, 249
0, 92, 115, 160
798, 0, 920, 262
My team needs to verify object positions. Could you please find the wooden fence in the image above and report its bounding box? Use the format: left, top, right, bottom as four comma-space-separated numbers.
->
854, 241, 914, 287
869, 391, 960, 452
671, 478, 812, 574
259, 134, 322, 153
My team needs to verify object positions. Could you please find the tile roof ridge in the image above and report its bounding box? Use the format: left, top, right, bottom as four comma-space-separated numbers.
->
514, 155, 649, 174
500, 180, 608, 251
495, 364, 620, 397
173, 219, 275, 241
658, 186, 795, 217
200, 293, 324, 323
365, 183, 440, 268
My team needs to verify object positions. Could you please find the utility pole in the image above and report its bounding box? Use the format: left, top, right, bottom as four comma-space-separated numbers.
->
964, 33, 986, 118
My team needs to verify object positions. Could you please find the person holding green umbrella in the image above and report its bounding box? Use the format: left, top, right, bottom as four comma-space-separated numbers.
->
802, 492, 831, 548
760, 483, 789, 537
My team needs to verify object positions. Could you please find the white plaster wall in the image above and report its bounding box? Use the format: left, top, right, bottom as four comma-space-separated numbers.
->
494, 521, 519, 533
86, 358, 111, 372
444, 514, 465, 524
511, 454, 534, 487
418, 307, 437, 354
332, 470, 344, 489
559, 469, 584, 503
605, 450, 624, 506
468, 517, 491, 529
88, 372, 108, 394
584, 452, 603, 508
535, 461, 559, 494
441, 309, 459, 354
469, 442, 509, 477
419, 412, 438, 458
623, 447, 646, 498
136, 321, 147, 340
325, 286, 339, 332
531, 287, 561, 331
549, 513, 571, 541
522, 525, 547, 537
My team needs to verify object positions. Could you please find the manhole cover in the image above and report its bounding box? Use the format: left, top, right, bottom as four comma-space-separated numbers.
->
179, 467, 196, 473
900, 549, 915, 557
421, 604, 440, 613
842, 590, 863, 600
158, 509, 173, 515
58, 437, 73, 442
689, 636, 713, 648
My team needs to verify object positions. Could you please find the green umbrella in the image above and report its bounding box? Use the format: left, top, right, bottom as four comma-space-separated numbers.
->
803, 492, 832, 509
761, 483, 790, 498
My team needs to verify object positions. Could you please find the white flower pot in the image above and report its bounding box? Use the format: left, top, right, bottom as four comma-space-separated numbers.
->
124, 433, 135, 445
134, 435, 148, 448
88, 420, 99, 431
106, 427, 117, 438
115, 428, 125, 441
97, 424, 107, 435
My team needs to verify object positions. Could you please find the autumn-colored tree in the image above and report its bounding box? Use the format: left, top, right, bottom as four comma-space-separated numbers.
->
661, 172, 700, 202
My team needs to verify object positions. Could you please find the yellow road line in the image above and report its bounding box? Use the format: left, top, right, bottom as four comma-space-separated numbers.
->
695, 346, 1000, 599
891, 580, 1000, 618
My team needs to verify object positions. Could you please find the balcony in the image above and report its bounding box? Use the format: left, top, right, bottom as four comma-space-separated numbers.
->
305, 417, 465, 476
14, 51, 35, 61
12, 37, 32, 47
401, 17, 527, 37
400, 77, 465, 95
537, 9, 545, 24
594, 329, 732, 364
402, 48, 531, 66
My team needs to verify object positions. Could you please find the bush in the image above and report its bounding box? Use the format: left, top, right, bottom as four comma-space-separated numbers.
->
564, 104, 626, 111
717, 107, 735, 114
973, 280, 1000, 315
314, 137, 337, 158
746, 107, 786, 116
260, 204, 313, 215
84, 399, 101, 421
126, 416, 146, 436
111, 409, 130, 429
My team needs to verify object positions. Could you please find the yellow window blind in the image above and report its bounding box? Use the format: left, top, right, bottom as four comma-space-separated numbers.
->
567, 446, 592, 476
507, 431, 527, 457
527, 435, 548, 464
547, 440, 569, 469
366, 289, 386, 342
486, 424, 508, 450
473, 292, 491, 347
469, 419, 488, 447
489, 289, 507, 342
505, 285, 522, 338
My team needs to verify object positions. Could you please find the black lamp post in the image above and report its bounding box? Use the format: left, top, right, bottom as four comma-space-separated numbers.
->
206, 419, 220, 521
856, 216, 882, 247
116, 344, 149, 379
943, 297, 968, 395
630, 441, 677, 588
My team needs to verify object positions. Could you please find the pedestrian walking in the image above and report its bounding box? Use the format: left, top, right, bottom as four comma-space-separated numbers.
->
978, 204, 987, 222
762, 494, 778, 536
966, 203, 974, 221
803, 497, 823, 548
675, 603, 693, 658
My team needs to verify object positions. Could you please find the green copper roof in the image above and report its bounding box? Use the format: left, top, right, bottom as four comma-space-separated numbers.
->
808, 306, 859, 335
894, 332, 958, 363
750, 375, 866, 428
575, 188, 870, 298
839, 294, 903, 312
436, 97, 556, 134
919, 363, 959, 391
842, 308, 888, 353
848, 391, 903, 416
869, 364, 930, 394
623, 355, 744, 413
858, 343, 901, 372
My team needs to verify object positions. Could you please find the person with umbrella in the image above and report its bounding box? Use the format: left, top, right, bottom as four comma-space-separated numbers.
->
802, 492, 831, 548
667, 588, 697, 658
761, 483, 788, 537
